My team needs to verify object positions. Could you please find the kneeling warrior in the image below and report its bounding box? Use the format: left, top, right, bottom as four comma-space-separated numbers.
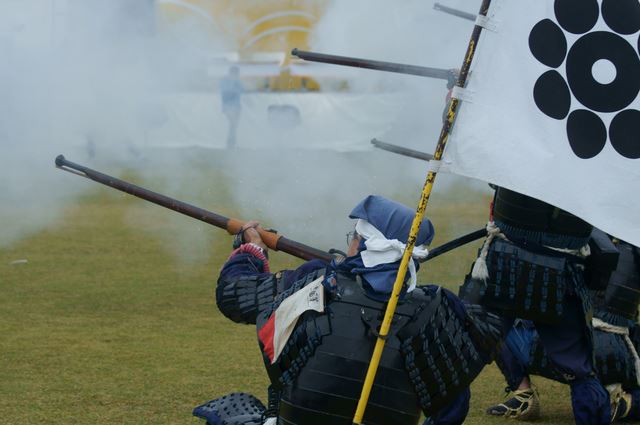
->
194, 195, 503, 425
486, 238, 640, 422
459, 188, 612, 424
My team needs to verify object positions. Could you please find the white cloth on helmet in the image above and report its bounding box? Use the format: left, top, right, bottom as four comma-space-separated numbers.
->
355, 219, 429, 292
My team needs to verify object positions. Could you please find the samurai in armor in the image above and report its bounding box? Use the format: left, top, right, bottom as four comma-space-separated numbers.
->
193, 195, 503, 425
458, 187, 612, 424
486, 239, 640, 422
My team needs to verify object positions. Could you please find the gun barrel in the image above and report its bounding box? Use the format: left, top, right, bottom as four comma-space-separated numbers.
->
55, 155, 333, 262
421, 228, 487, 262
292, 48, 454, 81
433, 3, 476, 21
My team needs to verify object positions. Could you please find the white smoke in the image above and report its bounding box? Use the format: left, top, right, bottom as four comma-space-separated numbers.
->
0, 0, 488, 257
0, 0, 221, 247
220, 0, 487, 251
311, 0, 481, 150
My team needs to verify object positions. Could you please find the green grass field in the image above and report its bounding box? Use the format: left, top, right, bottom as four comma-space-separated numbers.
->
0, 151, 623, 424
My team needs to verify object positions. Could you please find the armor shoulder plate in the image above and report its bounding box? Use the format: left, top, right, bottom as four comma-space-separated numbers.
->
216, 273, 279, 325
397, 287, 497, 416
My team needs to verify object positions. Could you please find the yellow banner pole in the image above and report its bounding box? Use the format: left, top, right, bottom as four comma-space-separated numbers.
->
351, 1, 493, 423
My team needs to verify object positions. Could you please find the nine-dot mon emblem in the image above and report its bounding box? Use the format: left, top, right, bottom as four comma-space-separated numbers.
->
529, 0, 640, 159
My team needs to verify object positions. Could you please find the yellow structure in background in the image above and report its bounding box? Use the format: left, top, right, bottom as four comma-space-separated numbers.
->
157, 0, 330, 91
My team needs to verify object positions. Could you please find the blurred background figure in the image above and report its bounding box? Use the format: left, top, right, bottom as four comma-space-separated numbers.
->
219, 65, 243, 149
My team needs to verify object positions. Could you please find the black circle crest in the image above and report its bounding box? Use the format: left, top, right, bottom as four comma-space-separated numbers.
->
529, 0, 640, 159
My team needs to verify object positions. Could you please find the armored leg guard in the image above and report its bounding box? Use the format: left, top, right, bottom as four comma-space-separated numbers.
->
193, 392, 266, 425
399, 291, 503, 416
485, 387, 540, 421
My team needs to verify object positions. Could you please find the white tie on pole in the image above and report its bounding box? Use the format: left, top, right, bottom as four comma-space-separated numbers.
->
355, 219, 429, 292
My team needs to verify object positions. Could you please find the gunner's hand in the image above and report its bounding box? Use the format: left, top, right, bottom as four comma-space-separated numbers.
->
241, 221, 268, 252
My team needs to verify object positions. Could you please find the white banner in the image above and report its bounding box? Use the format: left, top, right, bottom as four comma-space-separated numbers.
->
444, 0, 640, 246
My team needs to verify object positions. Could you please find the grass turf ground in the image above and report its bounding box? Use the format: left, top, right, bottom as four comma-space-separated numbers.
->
0, 152, 617, 424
